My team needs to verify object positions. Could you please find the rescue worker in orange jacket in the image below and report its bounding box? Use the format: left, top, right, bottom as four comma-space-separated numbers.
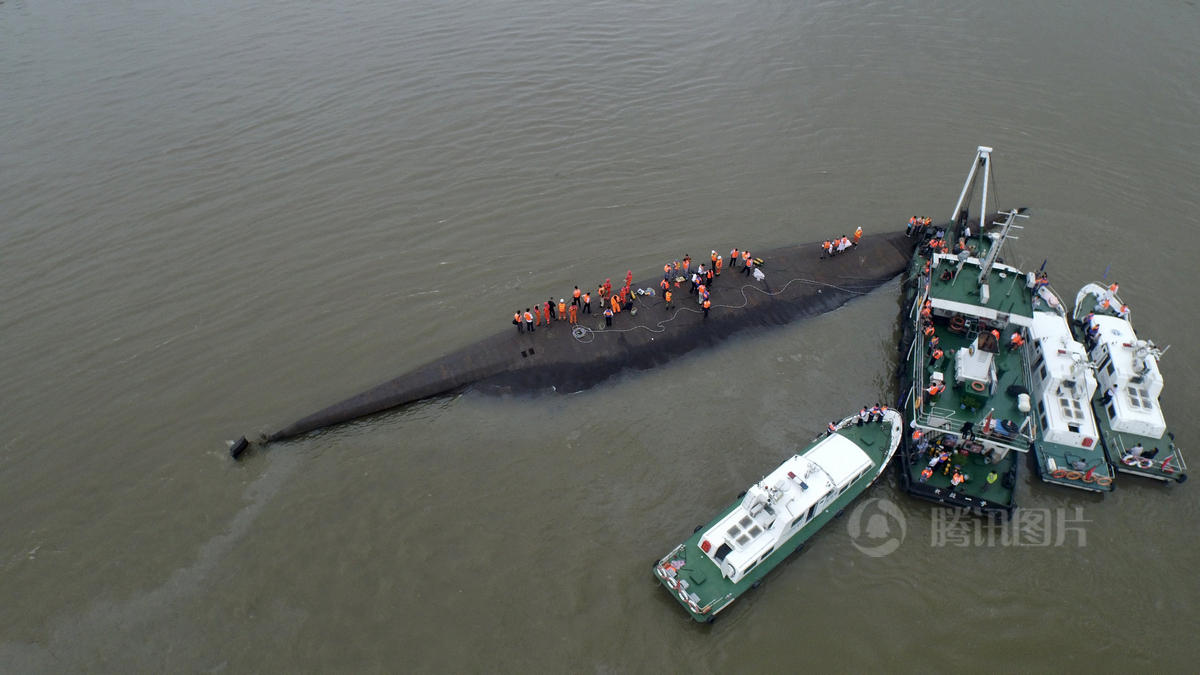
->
827, 421, 838, 435
1009, 332, 1025, 350
572, 286, 581, 307
929, 347, 944, 366
568, 303, 578, 325
702, 297, 711, 319
743, 253, 754, 275
524, 309, 535, 332
558, 299, 567, 320
611, 294, 621, 314
853, 226, 863, 244
514, 311, 523, 333
534, 304, 542, 326
664, 289, 673, 310
715, 255, 723, 275
926, 382, 945, 397
546, 299, 555, 321
582, 292, 591, 314
730, 248, 740, 268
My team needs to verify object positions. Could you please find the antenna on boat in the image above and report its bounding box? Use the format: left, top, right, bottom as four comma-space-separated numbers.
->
976, 208, 1029, 287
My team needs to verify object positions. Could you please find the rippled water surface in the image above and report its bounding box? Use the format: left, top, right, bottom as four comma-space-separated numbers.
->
2, 0, 1198, 671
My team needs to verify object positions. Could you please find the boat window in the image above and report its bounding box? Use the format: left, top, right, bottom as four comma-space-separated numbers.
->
760, 547, 774, 562
1106, 362, 1114, 376
1126, 386, 1153, 410
1039, 364, 1047, 380
805, 503, 817, 522
1107, 403, 1116, 419
1058, 396, 1084, 421
790, 515, 803, 528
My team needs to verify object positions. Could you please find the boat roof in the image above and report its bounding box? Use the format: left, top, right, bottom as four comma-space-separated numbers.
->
1030, 311, 1091, 377
1092, 315, 1162, 383
702, 436, 872, 576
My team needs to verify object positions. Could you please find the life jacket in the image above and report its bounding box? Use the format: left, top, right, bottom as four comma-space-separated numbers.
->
731, 248, 739, 261
921, 468, 933, 479
715, 258, 722, 273
583, 293, 590, 304
912, 430, 923, 441
828, 422, 837, 433
524, 312, 533, 323
664, 264, 671, 275
854, 227, 863, 241
923, 325, 935, 337
1109, 283, 1119, 293
611, 296, 621, 312
514, 312, 521, 323
706, 269, 713, 282
569, 304, 577, 319
660, 278, 669, 291
703, 299, 711, 309
745, 257, 754, 269
932, 349, 943, 360
573, 288, 581, 299
664, 290, 672, 303
604, 308, 613, 317
743, 251, 750, 263
558, 301, 566, 317
711, 252, 717, 265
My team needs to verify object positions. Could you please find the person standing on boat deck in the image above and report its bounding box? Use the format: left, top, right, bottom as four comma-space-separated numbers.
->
730, 248, 740, 269
582, 291, 591, 314
544, 299, 555, 321
534, 304, 542, 327
870, 404, 881, 423
1125, 443, 1145, 461
702, 297, 711, 319
1008, 332, 1025, 350
858, 406, 870, 426
663, 289, 673, 311
743, 254, 754, 276
604, 278, 612, 299
827, 421, 838, 436
568, 302, 578, 325
524, 309, 535, 332
907, 217, 917, 236
603, 306, 613, 327
715, 255, 723, 277
572, 286, 581, 308
1118, 304, 1131, 320
514, 311, 523, 333
711, 250, 718, 270
558, 299, 567, 321
853, 226, 863, 245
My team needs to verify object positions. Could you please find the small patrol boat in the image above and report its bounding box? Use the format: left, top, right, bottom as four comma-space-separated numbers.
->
1025, 283, 1115, 491
1070, 283, 1187, 483
897, 146, 1037, 516
652, 409, 901, 623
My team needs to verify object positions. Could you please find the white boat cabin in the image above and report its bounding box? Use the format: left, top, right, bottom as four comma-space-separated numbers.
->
1086, 315, 1166, 438
698, 436, 872, 584
1028, 311, 1099, 448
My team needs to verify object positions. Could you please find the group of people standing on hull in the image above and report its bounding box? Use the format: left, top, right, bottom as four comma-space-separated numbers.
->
820, 227, 863, 258
512, 246, 761, 333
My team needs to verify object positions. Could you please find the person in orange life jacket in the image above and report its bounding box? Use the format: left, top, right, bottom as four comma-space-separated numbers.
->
715, 255, 723, 276
625, 269, 633, 288
572, 286, 581, 307
926, 382, 945, 397
743, 253, 754, 275
879, 404, 890, 424
546, 299, 555, 321
534, 304, 542, 326
619, 284, 629, 306
690, 272, 700, 295
742, 250, 751, 270
827, 420, 838, 436
660, 278, 670, 294
664, 289, 673, 310
702, 297, 711, 319
1008, 332, 1025, 350
558, 299, 567, 320
514, 310, 523, 333
582, 291, 591, 314
604, 278, 612, 298
929, 347, 944, 366
907, 216, 917, 236
730, 248, 739, 268
611, 294, 621, 314
568, 302, 578, 324
710, 250, 718, 268
663, 263, 672, 281
524, 308, 535, 332
919, 466, 934, 482
705, 267, 714, 287
923, 322, 935, 338
603, 306, 613, 327
870, 404, 881, 423
929, 334, 940, 351
853, 226, 863, 244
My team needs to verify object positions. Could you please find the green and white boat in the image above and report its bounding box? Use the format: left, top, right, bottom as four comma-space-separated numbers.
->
897, 146, 1036, 517
1071, 283, 1187, 483
653, 409, 901, 622
1025, 283, 1115, 491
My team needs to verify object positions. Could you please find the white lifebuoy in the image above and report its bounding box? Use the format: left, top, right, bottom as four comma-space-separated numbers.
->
1121, 455, 1138, 466
1138, 457, 1153, 469
687, 599, 701, 613
678, 588, 690, 603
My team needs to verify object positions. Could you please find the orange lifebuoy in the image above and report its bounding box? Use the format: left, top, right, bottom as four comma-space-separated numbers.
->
950, 315, 965, 331
970, 381, 986, 393
1051, 468, 1068, 479
1082, 472, 1097, 483
1096, 476, 1113, 487
1066, 471, 1083, 480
